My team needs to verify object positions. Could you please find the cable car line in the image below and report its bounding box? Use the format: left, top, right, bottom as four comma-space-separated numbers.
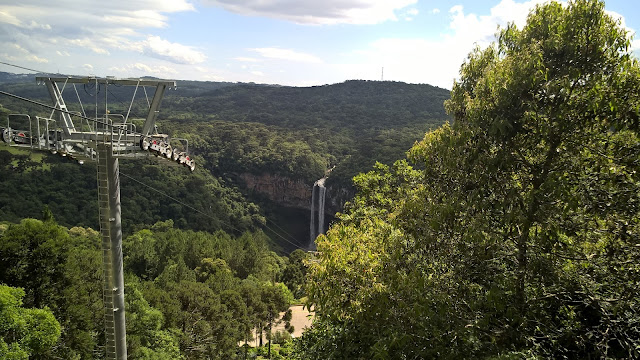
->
0, 60, 58, 75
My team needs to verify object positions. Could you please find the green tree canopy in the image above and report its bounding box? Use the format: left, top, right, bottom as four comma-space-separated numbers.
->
303, 0, 640, 358
0, 285, 61, 359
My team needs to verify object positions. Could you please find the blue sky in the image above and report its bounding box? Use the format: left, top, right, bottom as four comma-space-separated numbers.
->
0, 0, 638, 89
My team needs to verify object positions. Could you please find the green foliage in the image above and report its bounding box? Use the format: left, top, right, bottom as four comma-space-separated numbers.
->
183, 121, 327, 183
0, 218, 72, 310
0, 284, 61, 359
0, 213, 303, 359
126, 283, 183, 360
302, 1, 640, 359
58, 227, 104, 359
0, 148, 265, 235
161, 80, 449, 188
282, 249, 310, 299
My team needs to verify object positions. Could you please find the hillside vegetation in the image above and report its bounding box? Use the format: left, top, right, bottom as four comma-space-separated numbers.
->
0, 77, 450, 186
1, 0, 639, 359
0, 216, 309, 359
303, 1, 640, 358
0, 77, 449, 248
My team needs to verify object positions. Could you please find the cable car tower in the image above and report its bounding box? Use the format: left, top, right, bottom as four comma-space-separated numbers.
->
1, 75, 195, 360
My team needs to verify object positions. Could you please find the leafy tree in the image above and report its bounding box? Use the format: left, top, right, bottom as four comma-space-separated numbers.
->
126, 282, 183, 360
124, 229, 160, 280
57, 227, 104, 359
168, 280, 236, 359
303, 1, 640, 359
281, 249, 309, 299
0, 285, 61, 359
195, 258, 238, 293
0, 218, 71, 311
229, 231, 285, 281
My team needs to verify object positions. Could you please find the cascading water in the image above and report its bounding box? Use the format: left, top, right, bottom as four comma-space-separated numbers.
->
309, 177, 327, 249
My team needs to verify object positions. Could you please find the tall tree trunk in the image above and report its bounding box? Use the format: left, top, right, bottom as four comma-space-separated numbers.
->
268, 311, 272, 359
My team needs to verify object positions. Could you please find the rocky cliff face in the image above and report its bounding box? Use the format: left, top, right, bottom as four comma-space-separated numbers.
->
238, 173, 352, 215
325, 184, 353, 215
239, 173, 311, 209
238, 173, 354, 216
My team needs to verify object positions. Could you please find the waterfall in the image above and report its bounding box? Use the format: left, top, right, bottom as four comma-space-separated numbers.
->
317, 185, 326, 235
310, 183, 316, 245
309, 177, 327, 249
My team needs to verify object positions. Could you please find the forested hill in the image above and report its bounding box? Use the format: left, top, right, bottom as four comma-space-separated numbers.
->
161, 80, 450, 188
0, 74, 450, 250
164, 80, 448, 130
0, 74, 450, 187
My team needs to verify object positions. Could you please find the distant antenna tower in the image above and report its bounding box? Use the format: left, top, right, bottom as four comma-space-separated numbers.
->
381, 67, 384, 81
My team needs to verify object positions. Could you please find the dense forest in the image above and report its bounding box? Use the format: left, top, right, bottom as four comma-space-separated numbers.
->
0, 144, 263, 235
0, 74, 450, 187
0, 74, 450, 248
164, 80, 449, 186
2, 0, 640, 358
0, 216, 309, 359
302, 1, 640, 358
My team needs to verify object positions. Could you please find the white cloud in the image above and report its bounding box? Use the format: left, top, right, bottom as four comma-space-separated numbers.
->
133, 63, 153, 72
406, 8, 419, 16
68, 38, 111, 55
133, 62, 177, 74
250, 47, 322, 63
447, 0, 552, 49
0, 43, 49, 64
335, 0, 555, 89
25, 20, 51, 30
251, 70, 265, 76
0, 10, 51, 30
9, 43, 29, 54
103, 10, 171, 29
0, 0, 197, 74
202, 0, 417, 25
141, 36, 206, 65
83, 64, 94, 71
0, 10, 21, 26
346, 38, 461, 88
402, 8, 419, 21
108, 62, 178, 77
25, 54, 49, 63
432, 8, 441, 15
234, 57, 261, 63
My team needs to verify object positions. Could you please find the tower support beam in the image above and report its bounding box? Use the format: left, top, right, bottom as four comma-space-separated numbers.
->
44, 79, 75, 136
97, 144, 127, 360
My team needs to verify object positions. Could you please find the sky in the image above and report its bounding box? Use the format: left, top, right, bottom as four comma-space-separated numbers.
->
0, 0, 639, 89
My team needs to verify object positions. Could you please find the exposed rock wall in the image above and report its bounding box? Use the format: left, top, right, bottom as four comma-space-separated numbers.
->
325, 184, 353, 215
239, 173, 311, 209
238, 173, 353, 216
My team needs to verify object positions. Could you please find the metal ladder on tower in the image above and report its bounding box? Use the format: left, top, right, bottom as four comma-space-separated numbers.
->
0, 75, 184, 360
97, 144, 117, 360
